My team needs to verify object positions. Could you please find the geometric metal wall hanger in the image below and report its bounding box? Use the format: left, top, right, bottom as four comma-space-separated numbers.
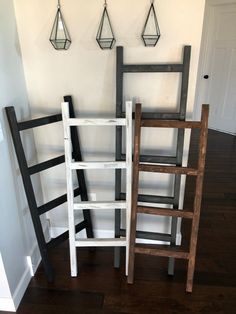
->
50, 0, 71, 50
142, 0, 161, 46
62, 101, 132, 276
114, 45, 191, 275
5, 95, 93, 281
128, 103, 209, 293
96, 0, 116, 49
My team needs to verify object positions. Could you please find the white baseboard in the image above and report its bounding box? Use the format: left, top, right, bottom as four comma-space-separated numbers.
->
0, 267, 32, 312
0, 221, 51, 312
27, 219, 50, 275
0, 297, 15, 312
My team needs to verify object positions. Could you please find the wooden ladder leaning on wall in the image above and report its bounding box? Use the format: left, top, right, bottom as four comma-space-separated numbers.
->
62, 101, 132, 277
128, 103, 209, 292
5, 96, 94, 282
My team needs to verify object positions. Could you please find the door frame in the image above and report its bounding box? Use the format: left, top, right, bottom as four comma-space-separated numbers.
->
193, 0, 236, 134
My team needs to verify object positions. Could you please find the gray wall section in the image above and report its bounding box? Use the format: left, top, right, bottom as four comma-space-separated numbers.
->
0, 0, 43, 296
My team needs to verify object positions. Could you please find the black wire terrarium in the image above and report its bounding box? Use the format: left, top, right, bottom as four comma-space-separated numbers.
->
96, 0, 116, 50
49, 0, 71, 50
142, 0, 161, 47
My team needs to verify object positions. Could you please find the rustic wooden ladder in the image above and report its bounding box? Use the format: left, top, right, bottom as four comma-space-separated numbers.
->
128, 103, 209, 292
62, 101, 132, 276
115, 45, 191, 275
5, 95, 93, 281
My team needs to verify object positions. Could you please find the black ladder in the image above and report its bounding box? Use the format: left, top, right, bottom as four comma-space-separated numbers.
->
115, 46, 191, 274
5, 95, 93, 281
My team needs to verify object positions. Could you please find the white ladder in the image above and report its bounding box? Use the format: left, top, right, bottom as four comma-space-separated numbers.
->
62, 101, 132, 276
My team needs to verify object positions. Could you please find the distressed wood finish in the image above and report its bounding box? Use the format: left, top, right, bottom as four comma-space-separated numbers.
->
134, 246, 190, 259
186, 104, 209, 292
141, 120, 201, 129
68, 118, 126, 126
70, 161, 126, 170
115, 46, 191, 274
128, 103, 209, 292
139, 164, 198, 176
127, 103, 142, 284
74, 201, 127, 210
62, 101, 133, 276
137, 206, 194, 219
4, 96, 93, 282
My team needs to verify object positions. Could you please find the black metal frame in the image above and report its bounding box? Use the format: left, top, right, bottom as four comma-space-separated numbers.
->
49, 1, 71, 50
96, 2, 116, 50
114, 46, 191, 273
142, 2, 161, 47
5, 95, 93, 281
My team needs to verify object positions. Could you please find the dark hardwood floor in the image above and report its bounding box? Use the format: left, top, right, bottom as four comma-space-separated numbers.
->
2, 129, 236, 313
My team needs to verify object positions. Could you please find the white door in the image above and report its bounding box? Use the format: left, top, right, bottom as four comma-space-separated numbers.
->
195, 0, 236, 135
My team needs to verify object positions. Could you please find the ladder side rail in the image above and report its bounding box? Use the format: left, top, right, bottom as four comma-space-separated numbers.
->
65, 95, 94, 239
170, 44, 190, 274
180, 46, 191, 119
186, 104, 209, 292
125, 101, 133, 276
5, 106, 54, 281
114, 45, 124, 268
62, 102, 77, 277
127, 103, 142, 284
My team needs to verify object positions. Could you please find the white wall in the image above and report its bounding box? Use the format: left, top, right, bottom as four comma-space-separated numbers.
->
0, 0, 45, 310
14, 0, 206, 236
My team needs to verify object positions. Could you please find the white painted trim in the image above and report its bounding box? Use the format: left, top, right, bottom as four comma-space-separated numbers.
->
74, 201, 127, 210
26, 219, 50, 275
0, 266, 32, 312
0, 297, 15, 312
68, 118, 126, 126
0, 220, 50, 312
70, 161, 126, 170
194, 0, 236, 121
11, 267, 32, 311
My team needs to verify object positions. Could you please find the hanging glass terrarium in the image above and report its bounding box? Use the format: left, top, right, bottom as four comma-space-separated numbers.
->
96, 0, 116, 49
142, 0, 161, 47
49, 0, 71, 50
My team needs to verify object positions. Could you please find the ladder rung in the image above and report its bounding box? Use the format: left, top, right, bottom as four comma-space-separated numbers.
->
68, 118, 126, 126
123, 64, 184, 73
47, 220, 87, 249
75, 238, 127, 247
120, 111, 182, 120
70, 161, 127, 170
120, 229, 172, 242
28, 155, 65, 175
141, 120, 201, 129
134, 245, 189, 259
139, 164, 198, 176
137, 206, 194, 219
18, 114, 62, 131
74, 201, 126, 210
120, 153, 178, 164
120, 192, 175, 205
38, 187, 81, 215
